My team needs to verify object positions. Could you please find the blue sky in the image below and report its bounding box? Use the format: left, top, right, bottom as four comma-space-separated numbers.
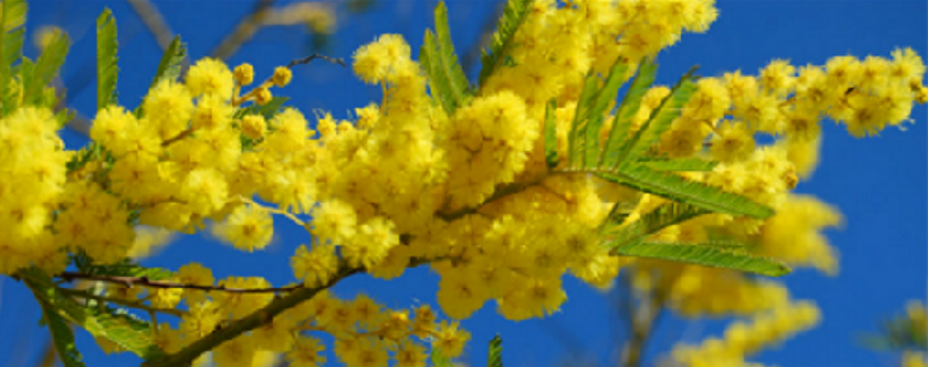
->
1, 1, 925, 366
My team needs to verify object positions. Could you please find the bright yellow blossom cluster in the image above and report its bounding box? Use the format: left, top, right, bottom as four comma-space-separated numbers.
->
0, 107, 70, 274
666, 301, 821, 367
3, 0, 926, 366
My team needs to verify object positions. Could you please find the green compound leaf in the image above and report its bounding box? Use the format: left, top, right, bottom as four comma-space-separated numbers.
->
477, 0, 533, 87
420, 2, 471, 115
544, 98, 558, 169
613, 241, 790, 277
604, 202, 710, 247
22, 268, 166, 361
430, 348, 454, 367
147, 35, 186, 92
30, 29, 69, 106
488, 335, 503, 367
639, 157, 717, 172
611, 65, 698, 169
28, 281, 85, 367
600, 58, 658, 168
585, 60, 630, 168
80, 257, 174, 281
599, 163, 775, 219
235, 96, 289, 120
96, 8, 118, 111
568, 74, 599, 168
0, 0, 26, 115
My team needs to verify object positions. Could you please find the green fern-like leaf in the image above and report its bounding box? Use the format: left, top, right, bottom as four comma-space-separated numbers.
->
604, 202, 709, 247
419, 2, 472, 115
147, 35, 186, 91
600, 163, 774, 219
568, 74, 599, 168
81, 257, 174, 281
22, 268, 166, 360
0, 0, 26, 115
96, 8, 118, 111
29, 29, 69, 106
235, 96, 289, 121
600, 59, 658, 168
488, 335, 503, 367
544, 98, 558, 169
27, 279, 86, 367
611, 65, 698, 169
585, 60, 630, 168
613, 241, 790, 277
477, 0, 533, 87
640, 157, 717, 172
430, 348, 454, 367
420, 2, 471, 115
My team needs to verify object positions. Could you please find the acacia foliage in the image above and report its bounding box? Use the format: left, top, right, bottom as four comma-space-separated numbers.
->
2, 0, 926, 366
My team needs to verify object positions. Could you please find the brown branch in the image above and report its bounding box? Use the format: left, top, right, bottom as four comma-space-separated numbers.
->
58, 272, 303, 294
621, 289, 665, 367
160, 127, 195, 147
142, 261, 357, 367
141, 256, 439, 367
126, 0, 174, 51
210, 0, 277, 60
36, 339, 56, 367
439, 172, 549, 221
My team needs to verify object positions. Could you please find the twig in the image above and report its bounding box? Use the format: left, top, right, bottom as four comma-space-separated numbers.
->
36, 339, 56, 367
210, 0, 277, 60
234, 53, 346, 105
461, 1, 505, 76
160, 127, 195, 147
143, 261, 360, 367
126, 0, 174, 52
620, 288, 665, 367
142, 256, 438, 367
439, 172, 549, 221
58, 288, 185, 317
57, 272, 303, 294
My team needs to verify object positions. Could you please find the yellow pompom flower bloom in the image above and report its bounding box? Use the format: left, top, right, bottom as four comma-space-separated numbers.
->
290, 243, 338, 287
711, 122, 755, 163
90, 105, 136, 147
143, 80, 194, 140
186, 57, 235, 100
286, 337, 326, 367
241, 115, 267, 139
272, 66, 293, 87
234, 63, 255, 86
212, 335, 256, 367
432, 321, 470, 358
254, 87, 272, 105
394, 342, 427, 367
192, 94, 235, 131
352, 34, 411, 83
212, 204, 274, 252
343, 216, 399, 270
182, 167, 229, 216
310, 199, 357, 245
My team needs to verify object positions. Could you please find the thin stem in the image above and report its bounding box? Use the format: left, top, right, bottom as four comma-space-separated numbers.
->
58, 288, 185, 317
57, 272, 303, 294
143, 262, 361, 367
211, 0, 277, 60
621, 289, 665, 367
234, 195, 306, 227
161, 128, 194, 147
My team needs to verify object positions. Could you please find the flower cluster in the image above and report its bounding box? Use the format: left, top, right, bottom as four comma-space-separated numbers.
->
2, 0, 925, 366
667, 301, 821, 367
